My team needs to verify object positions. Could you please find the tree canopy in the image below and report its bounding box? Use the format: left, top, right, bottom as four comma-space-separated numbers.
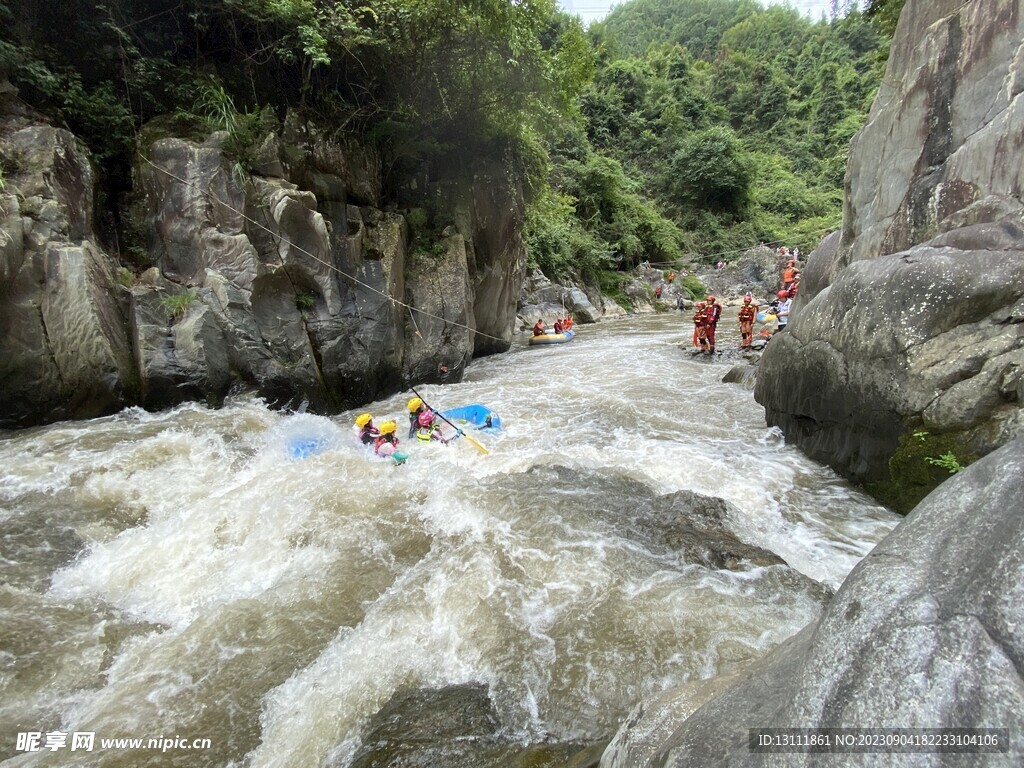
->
0, 0, 899, 284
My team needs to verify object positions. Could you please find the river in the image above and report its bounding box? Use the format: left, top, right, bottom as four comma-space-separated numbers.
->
0, 313, 898, 767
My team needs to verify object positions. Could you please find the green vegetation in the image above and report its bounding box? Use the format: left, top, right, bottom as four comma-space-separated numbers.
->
1, 0, 590, 240
870, 428, 974, 514
678, 274, 706, 300
160, 290, 199, 321
295, 291, 316, 311
925, 451, 966, 475
1, 0, 897, 291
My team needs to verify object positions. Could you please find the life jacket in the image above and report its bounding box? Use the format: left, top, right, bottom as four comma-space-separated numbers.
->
738, 304, 756, 322
783, 267, 797, 283
359, 426, 379, 445
705, 303, 721, 324
416, 424, 443, 442
374, 434, 398, 457
693, 307, 707, 325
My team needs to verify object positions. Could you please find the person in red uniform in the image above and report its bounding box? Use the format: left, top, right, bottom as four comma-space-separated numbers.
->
782, 260, 799, 291
532, 319, 545, 336
737, 294, 758, 351
703, 295, 722, 353
692, 301, 708, 351
787, 274, 801, 299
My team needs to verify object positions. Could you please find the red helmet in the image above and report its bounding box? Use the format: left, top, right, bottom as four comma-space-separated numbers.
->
777, 290, 789, 299
707, 295, 716, 302
787, 260, 796, 265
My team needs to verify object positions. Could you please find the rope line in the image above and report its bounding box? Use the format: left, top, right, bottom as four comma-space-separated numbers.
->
137, 152, 834, 332
640, 227, 842, 268
137, 152, 510, 343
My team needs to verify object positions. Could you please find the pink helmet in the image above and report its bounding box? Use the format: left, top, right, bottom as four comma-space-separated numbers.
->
417, 410, 435, 427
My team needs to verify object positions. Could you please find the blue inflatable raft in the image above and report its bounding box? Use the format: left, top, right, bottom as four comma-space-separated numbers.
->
440, 404, 502, 431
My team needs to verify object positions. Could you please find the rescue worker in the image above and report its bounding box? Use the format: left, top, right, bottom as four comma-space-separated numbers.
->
782, 260, 799, 291
703, 295, 722, 354
667, 271, 675, 283
407, 396, 448, 444
737, 294, 758, 351
787, 274, 801, 299
532, 319, 545, 336
355, 413, 378, 445
374, 421, 408, 465
692, 301, 708, 352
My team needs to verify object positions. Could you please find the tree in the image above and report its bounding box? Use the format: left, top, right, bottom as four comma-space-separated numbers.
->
865, 0, 907, 37
666, 127, 752, 216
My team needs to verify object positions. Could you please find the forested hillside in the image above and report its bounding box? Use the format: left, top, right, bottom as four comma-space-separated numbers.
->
1, 0, 899, 296
0, 0, 592, 259
524, 0, 897, 285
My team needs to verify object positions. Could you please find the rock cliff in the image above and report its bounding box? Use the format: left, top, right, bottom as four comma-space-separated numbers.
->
755, 0, 1024, 508
0, 99, 527, 426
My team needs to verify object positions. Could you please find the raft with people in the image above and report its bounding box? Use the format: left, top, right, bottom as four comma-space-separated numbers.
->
529, 315, 575, 345
528, 329, 575, 346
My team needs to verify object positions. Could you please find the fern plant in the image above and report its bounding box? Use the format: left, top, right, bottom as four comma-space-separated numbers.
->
924, 451, 965, 474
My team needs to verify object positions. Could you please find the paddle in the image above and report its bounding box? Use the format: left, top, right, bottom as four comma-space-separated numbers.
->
411, 387, 490, 455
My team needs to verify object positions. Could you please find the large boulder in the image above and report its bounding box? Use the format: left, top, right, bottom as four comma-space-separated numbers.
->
0, 95, 530, 426
0, 119, 134, 426
603, 437, 1024, 767
517, 271, 605, 328
756, 221, 1024, 486
840, 0, 1024, 270
755, 0, 1024, 505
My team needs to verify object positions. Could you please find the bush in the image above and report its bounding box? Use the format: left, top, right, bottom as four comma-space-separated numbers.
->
160, 290, 199, 321
665, 127, 753, 215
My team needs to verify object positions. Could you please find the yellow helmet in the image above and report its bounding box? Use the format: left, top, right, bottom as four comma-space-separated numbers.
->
407, 397, 423, 412
379, 420, 398, 435
355, 413, 373, 428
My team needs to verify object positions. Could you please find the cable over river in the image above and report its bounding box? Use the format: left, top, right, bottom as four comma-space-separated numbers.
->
0, 314, 898, 767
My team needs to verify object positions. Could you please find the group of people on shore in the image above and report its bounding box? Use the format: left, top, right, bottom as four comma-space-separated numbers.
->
354, 396, 464, 465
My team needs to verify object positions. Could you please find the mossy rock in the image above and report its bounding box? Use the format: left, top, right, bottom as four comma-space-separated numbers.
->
866, 427, 976, 514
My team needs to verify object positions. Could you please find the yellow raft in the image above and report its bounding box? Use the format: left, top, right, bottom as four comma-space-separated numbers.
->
528, 330, 576, 346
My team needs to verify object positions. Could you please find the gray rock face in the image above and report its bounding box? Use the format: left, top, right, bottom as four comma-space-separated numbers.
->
1, 103, 527, 425
841, 0, 1024, 269
518, 271, 604, 329
756, 222, 1024, 482
755, 0, 1024, 487
603, 437, 1024, 768
0, 121, 134, 425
